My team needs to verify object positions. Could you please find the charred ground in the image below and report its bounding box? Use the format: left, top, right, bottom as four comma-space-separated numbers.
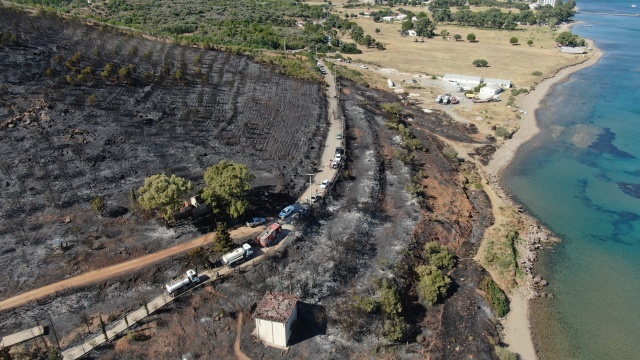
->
0, 9, 326, 296
2, 9, 502, 360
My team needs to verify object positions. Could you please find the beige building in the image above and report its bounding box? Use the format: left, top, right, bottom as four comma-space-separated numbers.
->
254, 292, 298, 348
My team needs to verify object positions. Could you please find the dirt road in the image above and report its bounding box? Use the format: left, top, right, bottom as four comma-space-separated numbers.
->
0, 226, 261, 312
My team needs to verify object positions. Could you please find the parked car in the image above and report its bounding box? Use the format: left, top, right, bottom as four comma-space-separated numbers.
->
311, 195, 321, 203
279, 205, 295, 218
298, 206, 310, 216
246, 217, 266, 227
335, 147, 343, 155
337, 132, 343, 140
320, 180, 331, 189
360, 65, 368, 69
335, 153, 342, 162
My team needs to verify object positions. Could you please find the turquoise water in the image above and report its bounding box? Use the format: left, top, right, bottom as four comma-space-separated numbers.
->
502, 1, 640, 359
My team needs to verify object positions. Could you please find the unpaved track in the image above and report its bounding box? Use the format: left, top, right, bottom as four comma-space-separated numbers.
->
0, 227, 260, 312
207, 288, 250, 360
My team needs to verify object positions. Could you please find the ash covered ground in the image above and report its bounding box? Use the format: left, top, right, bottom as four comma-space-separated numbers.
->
2, 9, 502, 360
0, 9, 326, 297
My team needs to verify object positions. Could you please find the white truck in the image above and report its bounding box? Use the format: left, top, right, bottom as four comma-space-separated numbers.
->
221, 244, 254, 267
165, 269, 200, 295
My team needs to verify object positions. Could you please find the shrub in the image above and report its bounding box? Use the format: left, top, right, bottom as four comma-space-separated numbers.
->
383, 315, 407, 342
442, 147, 458, 159
352, 295, 379, 313
532, 70, 542, 76
473, 59, 488, 67
430, 250, 456, 270
480, 277, 510, 317
495, 127, 509, 139
467, 33, 476, 42
379, 279, 402, 315
340, 42, 362, 54
527, 39, 534, 46
416, 265, 451, 305
509, 37, 518, 45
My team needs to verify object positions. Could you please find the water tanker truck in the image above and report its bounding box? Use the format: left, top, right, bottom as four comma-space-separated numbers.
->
165, 269, 200, 294
221, 244, 254, 267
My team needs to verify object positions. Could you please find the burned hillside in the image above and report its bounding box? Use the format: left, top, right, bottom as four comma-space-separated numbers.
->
0, 10, 327, 296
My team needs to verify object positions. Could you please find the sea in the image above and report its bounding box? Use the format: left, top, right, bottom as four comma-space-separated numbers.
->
501, 0, 640, 359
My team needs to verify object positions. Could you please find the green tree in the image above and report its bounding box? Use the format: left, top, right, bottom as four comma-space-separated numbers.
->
416, 265, 451, 305
440, 29, 450, 40
91, 196, 105, 215
101, 63, 116, 79
383, 315, 407, 342
473, 59, 488, 67
202, 160, 255, 219
401, 19, 414, 34
213, 221, 235, 253
454, 34, 462, 41
138, 174, 193, 221
375, 41, 385, 50
375, 28, 381, 34
467, 33, 476, 42
414, 17, 436, 38
555, 31, 579, 46
509, 37, 519, 45
527, 39, 534, 46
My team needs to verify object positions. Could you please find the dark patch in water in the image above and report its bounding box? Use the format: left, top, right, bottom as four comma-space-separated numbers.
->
617, 182, 640, 199
594, 173, 612, 182
589, 128, 636, 159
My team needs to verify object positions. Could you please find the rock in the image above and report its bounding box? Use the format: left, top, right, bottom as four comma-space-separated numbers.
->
541, 292, 547, 298
64, 216, 71, 223
548, 293, 554, 299
540, 280, 548, 286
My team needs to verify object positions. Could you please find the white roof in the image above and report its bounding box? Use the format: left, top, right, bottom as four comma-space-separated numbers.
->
560, 47, 587, 54
480, 84, 503, 92
484, 78, 512, 86
443, 74, 482, 83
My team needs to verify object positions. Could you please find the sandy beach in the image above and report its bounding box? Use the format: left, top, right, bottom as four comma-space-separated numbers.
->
485, 46, 603, 177
485, 45, 604, 360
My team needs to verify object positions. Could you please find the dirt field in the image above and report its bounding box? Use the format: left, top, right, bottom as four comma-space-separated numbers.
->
0, 9, 327, 298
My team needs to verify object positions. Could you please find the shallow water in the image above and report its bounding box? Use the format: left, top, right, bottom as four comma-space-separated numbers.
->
502, 1, 640, 358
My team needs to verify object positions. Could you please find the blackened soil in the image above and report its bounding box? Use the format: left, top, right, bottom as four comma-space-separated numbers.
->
0, 10, 327, 298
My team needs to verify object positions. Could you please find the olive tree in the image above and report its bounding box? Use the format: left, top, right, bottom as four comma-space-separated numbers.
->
138, 174, 193, 221
202, 160, 255, 219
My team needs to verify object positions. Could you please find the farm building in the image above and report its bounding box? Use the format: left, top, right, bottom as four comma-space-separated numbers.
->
484, 77, 512, 89
382, 16, 395, 21
396, 14, 408, 20
443, 74, 482, 90
407, 30, 417, 37
479, 84, 504, 99
560, 46, 587, 54
254, 292, 298, 349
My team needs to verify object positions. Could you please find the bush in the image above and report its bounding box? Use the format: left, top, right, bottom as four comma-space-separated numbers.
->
352, 295, 379, 313
424, 242, 456, 269
416, 265, 451, 305
442, 147, 458, 159
531, 70, 542, 76
480, 277, 510, 317
467, 33, 476, 42
527, 39, 534, 46
473, 59, 488, 67
379, 279, 402, 315
383, 315, 407, 342
91, 196, 105, 214
509, 37, 518, 45
495, 127, 510, 139
340, 42, 362, 54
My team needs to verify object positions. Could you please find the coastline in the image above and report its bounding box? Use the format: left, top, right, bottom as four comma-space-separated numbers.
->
485, 45, 603, 178
484, 42, 604, 359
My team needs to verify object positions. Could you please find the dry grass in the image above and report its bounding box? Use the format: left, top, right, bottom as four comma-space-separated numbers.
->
345, 21, 582, 87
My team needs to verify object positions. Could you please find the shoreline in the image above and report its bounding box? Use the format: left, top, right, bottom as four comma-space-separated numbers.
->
485, 40, 604, 359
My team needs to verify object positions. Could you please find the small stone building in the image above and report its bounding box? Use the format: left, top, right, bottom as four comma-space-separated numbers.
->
254, 292, 298, 348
